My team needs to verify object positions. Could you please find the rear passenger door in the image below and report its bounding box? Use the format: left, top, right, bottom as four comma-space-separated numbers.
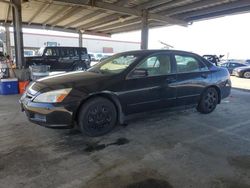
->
59, 48, 79, 70
174, 53, 211, 106
43, 47, 59, 70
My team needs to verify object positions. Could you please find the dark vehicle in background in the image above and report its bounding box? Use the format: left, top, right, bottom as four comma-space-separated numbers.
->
20, 50, 231, 136
25, 47, 91, 71
245, 59, 250, 65
219, 61, 247, 74
88, 53, 103, 61
232, 66, 250, 78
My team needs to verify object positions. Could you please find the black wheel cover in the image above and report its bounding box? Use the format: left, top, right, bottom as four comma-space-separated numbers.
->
78, 97, 117, 136
197, 87, 218, 114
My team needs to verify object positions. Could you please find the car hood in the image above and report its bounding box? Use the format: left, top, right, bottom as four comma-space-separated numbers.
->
28, 71, 111, 94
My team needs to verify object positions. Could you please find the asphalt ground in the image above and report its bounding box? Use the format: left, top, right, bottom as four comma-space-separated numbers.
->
0, 88, 250, 188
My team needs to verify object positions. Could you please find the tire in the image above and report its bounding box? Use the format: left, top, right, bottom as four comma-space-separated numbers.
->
78, 97, 117, 137
243, 71, 250, 78
197, 87, 218, 114
73, 63, 87, 71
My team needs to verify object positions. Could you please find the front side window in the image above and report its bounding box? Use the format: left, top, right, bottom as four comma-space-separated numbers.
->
135, 54, 171, 76
175, 55, 208, 73
45, 48, 58, 57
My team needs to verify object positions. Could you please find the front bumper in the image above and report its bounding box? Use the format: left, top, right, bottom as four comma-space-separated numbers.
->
232, 70, 242, 77
220, 79, 231, 100
20, 95, 79, 128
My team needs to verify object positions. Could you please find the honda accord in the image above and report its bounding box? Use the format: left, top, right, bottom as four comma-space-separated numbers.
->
20, 50, 231, 136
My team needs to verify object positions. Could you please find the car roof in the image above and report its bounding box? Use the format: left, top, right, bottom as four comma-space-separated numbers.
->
45, 46, 87, 49
226, 61, 245, 64
118, 49, 200, 56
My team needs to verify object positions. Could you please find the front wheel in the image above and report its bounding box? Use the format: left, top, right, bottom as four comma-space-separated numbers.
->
243, 71, 250, 78
78, 97, 117, 137
73, 63, 87, 71
197, 87, 218, 114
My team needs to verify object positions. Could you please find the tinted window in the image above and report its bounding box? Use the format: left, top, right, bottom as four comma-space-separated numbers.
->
136, 54, 171, 76
61, 48, 69, 57
45, 48, 58, 57
175, 55, 208, 73
79, 48, 88, 60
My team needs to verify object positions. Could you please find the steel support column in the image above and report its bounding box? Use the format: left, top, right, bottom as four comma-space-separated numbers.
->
141, 9, 149, 50
79, 31, 83, 47
12, 0, 24, 68
5, 25, 11, 56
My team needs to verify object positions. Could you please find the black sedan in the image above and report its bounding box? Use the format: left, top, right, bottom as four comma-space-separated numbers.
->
20, 50, 231, 136
219, 61, 247, 74
232, 65, 250, 78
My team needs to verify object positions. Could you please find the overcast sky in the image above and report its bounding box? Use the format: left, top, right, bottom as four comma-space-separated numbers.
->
112, 12, 250, 59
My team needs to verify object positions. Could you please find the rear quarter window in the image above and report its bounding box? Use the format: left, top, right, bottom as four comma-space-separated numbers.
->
175, 54, 208, 73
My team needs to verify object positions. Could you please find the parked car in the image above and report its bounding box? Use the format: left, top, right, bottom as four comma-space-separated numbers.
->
88, 52, 103, 61
245, 59, 250, 65
25, 46, 91, 71
232, 66, 250, 78
20, 50, 231, 136
99, 54, 113, 62
219, 61, 247, 74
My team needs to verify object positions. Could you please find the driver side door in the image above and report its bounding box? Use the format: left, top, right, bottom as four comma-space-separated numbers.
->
119, 53, 176, 115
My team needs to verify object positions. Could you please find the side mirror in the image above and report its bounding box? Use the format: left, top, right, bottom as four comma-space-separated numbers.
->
130, 68, 148, 78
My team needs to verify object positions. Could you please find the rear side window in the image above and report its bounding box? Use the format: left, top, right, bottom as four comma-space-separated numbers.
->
175, 55, 208, 73
229, 63, 243, 68
61, 48, 80, 58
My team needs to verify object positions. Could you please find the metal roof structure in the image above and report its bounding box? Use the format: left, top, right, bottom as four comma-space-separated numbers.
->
1, 0, 250, 36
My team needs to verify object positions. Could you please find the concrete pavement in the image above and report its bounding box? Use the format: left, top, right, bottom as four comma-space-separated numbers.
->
0, 89, 250, 188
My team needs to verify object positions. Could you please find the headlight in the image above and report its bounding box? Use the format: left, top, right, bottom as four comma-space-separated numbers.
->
33, 88, 72, 103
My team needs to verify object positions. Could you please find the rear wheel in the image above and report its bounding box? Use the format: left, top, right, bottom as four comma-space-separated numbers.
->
243, 71, 250, 78
197, 87, 218, 114
78, 97, 117, 137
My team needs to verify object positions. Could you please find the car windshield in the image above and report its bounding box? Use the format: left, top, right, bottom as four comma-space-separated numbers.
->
37, 47, 45, 56
88, 53, 140, 75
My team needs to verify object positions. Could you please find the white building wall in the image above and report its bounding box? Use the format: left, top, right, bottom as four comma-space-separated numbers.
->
83, 38, 140, 53
10, 32, 140, 53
